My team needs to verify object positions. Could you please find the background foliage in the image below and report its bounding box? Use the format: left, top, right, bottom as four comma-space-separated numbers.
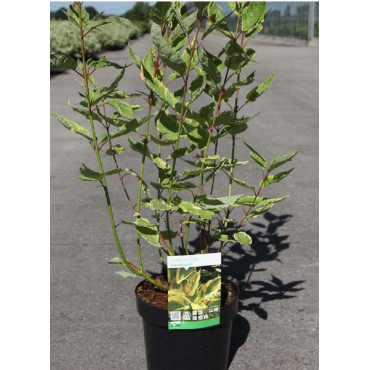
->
50, 20, 140, 58
50, 2, 153, 59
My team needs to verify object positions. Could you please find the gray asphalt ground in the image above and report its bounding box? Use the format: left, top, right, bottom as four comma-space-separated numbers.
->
51, 33, 318, 369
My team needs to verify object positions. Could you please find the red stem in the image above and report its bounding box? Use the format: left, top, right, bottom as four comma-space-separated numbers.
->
235, 171, 269, 230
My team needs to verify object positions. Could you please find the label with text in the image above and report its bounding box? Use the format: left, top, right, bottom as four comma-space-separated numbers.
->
167, 253, 221, 330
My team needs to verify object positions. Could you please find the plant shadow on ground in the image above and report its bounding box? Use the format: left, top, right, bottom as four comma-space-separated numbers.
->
188, 212, 305, 369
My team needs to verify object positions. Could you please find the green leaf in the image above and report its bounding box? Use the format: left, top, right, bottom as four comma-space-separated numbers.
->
144, 199, 173, 212
185, 108, 208, 126
168, 27, 188, 53
141, 64, 179, 108
202, 11, 233, 40
96, 112, 124, 127
152, 155, 168, 170
184, 121, 208, 149
246, 73, 274, 103
91, 11, 104, 21
84, 19, 111, 33
178, 202, 214, 219
70, 106, 102, 123
182, 46, 200, 68
228, 2, 246, 15
104, 100, 134, 119
241, 2, 266, 31
171, 4, 187, 33
169, 10, 198, 51
150, 2, 171, 25
104, 168, 128, 177
77, 165, 134, 181
89, 90, 110, 107
245, 204, 276, 220
122, 217, 161, 248
51, 112, 91, 141
237, 71, 256, 87
261, 169, 294, 187
106, 69, 126, 91
189, 72, 207, 103
200, 49, 221, 84
214, 110, 234, 127
115, 271, 137, 279
204, 81, 222, 101
151, 23, 187, 75
99, 117, 149, 143
128, 42, 141, 68
151, 181, 195, 192
167, 145, 196, 160
226, 174, 255, 191
205, 2, 233, 39
213, 233, 234, 243
156, 111, 180, 140
182, 218, 209, 226
233, 232, 252, 245
224, 41, 254, 72
244, 23, 264, 41
198, 194, 244, 210
148, 135, 177, 146
160, 230, 178, 240
88, 74, 97, 88
77, 164, 101, 181
178, 167, 215, 181
254, 196, 288, 209
141, 49, 156, 76
107, 257, 122, 264
87, 56, 127, 70
128, 137, 151, 158
136, 217, 161, 247
195, 2, 210, 10
77, 166, 127, 181
236, 195, 259, 206
105, 145, 125, 155
269, 151, 299, 172
244, 142, 267, 169
107, 16, 133, 27
50, 53, 77, 71
199, 102, 215, 123
183, 10, 199, 35
66, 3, 87, 28
223, 71, 256, 101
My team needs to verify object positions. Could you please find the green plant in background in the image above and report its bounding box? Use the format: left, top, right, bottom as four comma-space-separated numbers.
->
50, 20, 102, 58
50, 18, 140, 59
98, 21, 140, 49
50, 2, 152, 59
123, 2, 152, 21
51, 2, 299, 291
122, 2, 152, 34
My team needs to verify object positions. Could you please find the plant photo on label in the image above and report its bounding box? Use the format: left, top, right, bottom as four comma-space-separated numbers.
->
51, 2, 300, 369
167, 265, 221, 329
168, 266, 221, 312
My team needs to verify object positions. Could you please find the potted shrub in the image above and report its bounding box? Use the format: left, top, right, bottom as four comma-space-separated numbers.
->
51, 2, 298, 369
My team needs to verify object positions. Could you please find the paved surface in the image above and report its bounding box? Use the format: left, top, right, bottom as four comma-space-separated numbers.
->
51, 33, 318, 369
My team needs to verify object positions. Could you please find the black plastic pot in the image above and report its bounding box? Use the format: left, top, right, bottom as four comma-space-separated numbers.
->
135, 280, 239, 370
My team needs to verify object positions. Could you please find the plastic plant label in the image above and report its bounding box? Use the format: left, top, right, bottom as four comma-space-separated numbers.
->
167, 253, 221, 330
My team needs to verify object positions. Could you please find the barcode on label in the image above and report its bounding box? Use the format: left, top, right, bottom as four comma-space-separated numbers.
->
170, 311, 181, 321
